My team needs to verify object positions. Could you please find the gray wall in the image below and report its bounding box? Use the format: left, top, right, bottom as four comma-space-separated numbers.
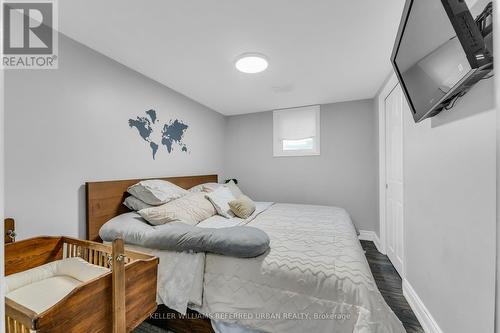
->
402, 78, 496, 333
5, 34, 226, 239
373, 98, 380, 236
224, 100, 379, 232
401, 0, 497, 331
494, 0, 500, 330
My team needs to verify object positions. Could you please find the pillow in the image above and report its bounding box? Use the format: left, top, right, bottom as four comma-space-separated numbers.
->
128, 180, 188, 205
203, 183, 223, 192
189, 182, 222, 193
229, 195, 256, 219
205, 187, 236, 218
224, 180, 244, 198
138, 192, 216, 226
123, 196, 152, 211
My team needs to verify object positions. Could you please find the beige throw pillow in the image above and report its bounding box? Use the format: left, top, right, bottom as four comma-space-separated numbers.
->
229, 195, 256, 219
138, 193, 216, 226
189, 182, 222, 193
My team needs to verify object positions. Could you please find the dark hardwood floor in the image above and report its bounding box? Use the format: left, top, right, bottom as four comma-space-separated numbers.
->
135, 241, 423, 333
361, 240, 424, 333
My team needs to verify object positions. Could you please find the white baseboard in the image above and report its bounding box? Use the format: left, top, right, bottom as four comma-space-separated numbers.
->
359, 231, 442, 333
402, 279, 443, 333
358, 230, 374, 241
372, 233, 383, 254
358, 230, 385, 254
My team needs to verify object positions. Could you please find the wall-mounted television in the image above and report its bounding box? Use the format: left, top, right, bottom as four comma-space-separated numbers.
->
391, 0, 493, 123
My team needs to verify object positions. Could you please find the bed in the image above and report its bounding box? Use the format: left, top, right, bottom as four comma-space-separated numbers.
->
86, 174, 405, 333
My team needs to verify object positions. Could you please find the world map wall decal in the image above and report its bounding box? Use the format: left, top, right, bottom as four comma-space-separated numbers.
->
128, 109, 189, 159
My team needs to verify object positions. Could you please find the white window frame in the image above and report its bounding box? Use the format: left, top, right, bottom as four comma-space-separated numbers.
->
273, 105, 321, 157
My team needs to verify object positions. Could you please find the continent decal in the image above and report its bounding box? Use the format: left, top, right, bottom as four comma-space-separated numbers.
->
129, 109, 189, 159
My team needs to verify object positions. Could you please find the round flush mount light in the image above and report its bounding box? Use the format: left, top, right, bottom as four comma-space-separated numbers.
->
235, 53, 268, 74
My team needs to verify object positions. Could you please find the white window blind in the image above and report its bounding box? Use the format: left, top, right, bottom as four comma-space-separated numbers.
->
277, 107, 317, 140
273, 105, 320, 157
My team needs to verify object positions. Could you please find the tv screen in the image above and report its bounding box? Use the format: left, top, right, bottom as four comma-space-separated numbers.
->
391, 0, 493, 122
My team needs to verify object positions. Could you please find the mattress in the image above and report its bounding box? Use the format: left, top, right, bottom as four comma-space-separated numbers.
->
5, 257, 109, 314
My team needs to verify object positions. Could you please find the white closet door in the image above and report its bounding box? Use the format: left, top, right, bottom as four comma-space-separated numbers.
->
385, 84, 404, 277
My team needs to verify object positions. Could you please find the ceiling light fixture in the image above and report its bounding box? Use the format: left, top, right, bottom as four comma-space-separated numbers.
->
235, 53, 268, 74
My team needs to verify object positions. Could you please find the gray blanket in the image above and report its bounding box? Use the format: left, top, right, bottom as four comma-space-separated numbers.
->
99, 212, 270, 258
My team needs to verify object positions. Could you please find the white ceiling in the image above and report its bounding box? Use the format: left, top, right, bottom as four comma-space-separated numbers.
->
59, 0, 405, 115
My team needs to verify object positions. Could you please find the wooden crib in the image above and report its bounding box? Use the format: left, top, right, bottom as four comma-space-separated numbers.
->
5, 236, 159, 333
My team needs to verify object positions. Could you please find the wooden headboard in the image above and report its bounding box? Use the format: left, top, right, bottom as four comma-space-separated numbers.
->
86, 174, 218, 242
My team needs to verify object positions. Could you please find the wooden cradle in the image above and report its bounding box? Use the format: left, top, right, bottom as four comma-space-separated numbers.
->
5, 236, 159, 333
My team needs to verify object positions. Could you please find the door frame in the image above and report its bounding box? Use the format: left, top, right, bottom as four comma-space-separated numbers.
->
377, 73, 406, 278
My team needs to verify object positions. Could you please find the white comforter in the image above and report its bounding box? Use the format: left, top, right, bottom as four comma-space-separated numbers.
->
126, 203, 405, 333
123, 202, 273, 313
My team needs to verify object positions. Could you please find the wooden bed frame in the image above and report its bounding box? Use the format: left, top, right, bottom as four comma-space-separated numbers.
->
86, 174, 218, 242
86, 174, 218, 333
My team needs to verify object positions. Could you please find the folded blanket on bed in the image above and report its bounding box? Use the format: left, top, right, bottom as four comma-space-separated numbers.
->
99, 213, 270, 258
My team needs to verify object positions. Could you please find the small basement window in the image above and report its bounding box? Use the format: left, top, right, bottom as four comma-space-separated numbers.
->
273, 105, 320, 157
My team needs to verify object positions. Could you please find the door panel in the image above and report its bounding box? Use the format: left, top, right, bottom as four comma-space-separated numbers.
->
385, 84, 404, 277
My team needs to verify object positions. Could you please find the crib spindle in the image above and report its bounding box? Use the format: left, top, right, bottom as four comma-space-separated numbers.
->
5, 317, 29, 333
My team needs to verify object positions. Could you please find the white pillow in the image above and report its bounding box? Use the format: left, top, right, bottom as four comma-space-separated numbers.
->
123, 196, 152, 211
127, 180, 188, 205
205, 187, 236, 218
224, 180, 244, 198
